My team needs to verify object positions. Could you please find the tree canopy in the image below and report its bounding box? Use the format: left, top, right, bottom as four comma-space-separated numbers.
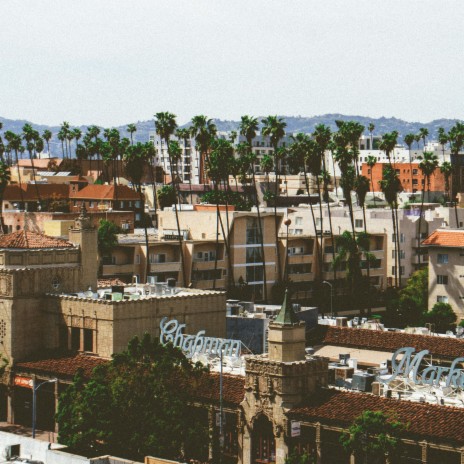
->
424, 302, 456, 333
97, 219, 120, 256
56, 334, 210, 461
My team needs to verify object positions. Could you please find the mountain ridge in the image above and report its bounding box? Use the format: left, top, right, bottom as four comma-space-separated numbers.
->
0, 114, 460, 156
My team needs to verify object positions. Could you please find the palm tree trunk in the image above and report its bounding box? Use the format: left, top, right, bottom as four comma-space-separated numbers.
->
417, 180, 425, 269
395, 206, 402, 288
370, 170, 376, 207
391, 208, 398, 288
252, 170, 268, 303
273, 147, 282, 284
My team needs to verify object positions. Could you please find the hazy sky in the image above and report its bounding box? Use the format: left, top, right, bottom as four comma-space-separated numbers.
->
1, 0, 463, 127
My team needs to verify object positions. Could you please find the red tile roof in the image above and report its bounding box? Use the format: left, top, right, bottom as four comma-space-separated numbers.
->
422, 229, 464, 247
70, 184, 142, 201
97, 278, 128, 288
193, 372, 245, 406
15, 353, 107, 379
0, 231, 74, 249
323, 326, 464, 359
4, 183, 70, 201
17, 158, 63, 169
291, 388, 464, 443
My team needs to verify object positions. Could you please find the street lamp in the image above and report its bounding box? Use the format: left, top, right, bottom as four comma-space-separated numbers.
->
32, 378, 57, 439
322, 281, 333, 317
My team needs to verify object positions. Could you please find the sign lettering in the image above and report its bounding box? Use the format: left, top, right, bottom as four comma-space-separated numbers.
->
160, 317, 241, 358
382, 347, 464, 388
14, 376, 33, 389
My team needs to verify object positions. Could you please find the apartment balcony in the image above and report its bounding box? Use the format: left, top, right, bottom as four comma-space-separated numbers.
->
150, 261, 182, 273
288, 272, 314, 283
412, 254, 429, 264
193, 259, 226, 270
102, 263, 134, 276
287, 253, 314, 264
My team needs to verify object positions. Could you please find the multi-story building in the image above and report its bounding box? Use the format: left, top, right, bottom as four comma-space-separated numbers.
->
423, 228, 464, 321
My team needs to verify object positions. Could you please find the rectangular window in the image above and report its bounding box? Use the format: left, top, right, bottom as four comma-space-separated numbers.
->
71, 327, 80, 351
391, 234, 396, 243
355, 219, 363, 228
413, 169, 418, 175
437, 295, 449, 303
295, 217, 303, 225
83, 329, 93, 352
246, 218, 262, 245
437, 275, 448, 285
135, 254, 140, 264
437, 253, 449, 264
246, 247, 263, 264
246, 265, 264, 283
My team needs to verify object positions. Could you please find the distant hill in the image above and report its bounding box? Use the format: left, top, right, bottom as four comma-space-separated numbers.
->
0, 114, 460, 157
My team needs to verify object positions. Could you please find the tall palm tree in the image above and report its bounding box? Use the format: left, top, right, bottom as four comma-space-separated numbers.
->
261, 115, 286, 284
239, 115, 268, 302
189, 115, 217, 186
417, 152, 439, 266
368, 123, 375, 150
73, 128, 82, 158
448, 121, 464, 227
438, 127, 449, 163
43, 130, 52, 157
404, 133, 416, 196
155, 112, 188, 287
440, 161, 452, 204
60, 121, 71, 159
379, 164, 403, 287
4, 131, 25, 207
419, 127, 429, 149
22, 124, 42, 207
0, 161, 11, 233
127, 124, 137, 145
366, 155, 377, 207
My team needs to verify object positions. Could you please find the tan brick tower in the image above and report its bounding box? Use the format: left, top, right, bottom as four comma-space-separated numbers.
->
68, 204, 98, 291
240, 290, 328, 464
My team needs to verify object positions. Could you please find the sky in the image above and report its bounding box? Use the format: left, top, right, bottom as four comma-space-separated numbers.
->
1, 0, 463, 127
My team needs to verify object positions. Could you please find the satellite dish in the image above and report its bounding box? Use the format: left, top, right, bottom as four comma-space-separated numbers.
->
84, 290, 93, 298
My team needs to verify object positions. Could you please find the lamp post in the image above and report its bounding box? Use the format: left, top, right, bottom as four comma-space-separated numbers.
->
322, 280, 333, 317
32, 378, 57, 439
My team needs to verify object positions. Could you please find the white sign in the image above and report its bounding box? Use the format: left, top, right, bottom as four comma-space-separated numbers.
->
291, 421, 301, 438
160, 317, 241, 358
383, 347, 464, 388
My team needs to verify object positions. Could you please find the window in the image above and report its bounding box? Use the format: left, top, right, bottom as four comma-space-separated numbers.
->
83, 329, 93, 352
391, 234, 396, 243
413, 169, 418, 175
437, 275, 448, 285
287, 263, 311, 274
437, 295, 449, 303
289, 247, 304, 255
295, 217, 303, 226
355, 219, 363, 228
135, 254, 140, 264
392, 266, 405, 276
71, 327, 80, 351
246, 265, 264, 283
294, 229, 303, 235
246, 218, 263, 245
437, 253, 449, 264
246, 247, 263, 264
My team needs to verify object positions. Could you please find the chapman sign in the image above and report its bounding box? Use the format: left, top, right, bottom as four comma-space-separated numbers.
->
160, 317, 241, 359
383, 347, 464, 387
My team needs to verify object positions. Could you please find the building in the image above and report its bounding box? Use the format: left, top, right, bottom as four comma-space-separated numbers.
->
423, 228, 464, 321
69, 184, 145, 226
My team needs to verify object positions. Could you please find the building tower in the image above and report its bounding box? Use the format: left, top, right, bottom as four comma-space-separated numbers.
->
240, 290, 328, 464
68, 204, 98, 291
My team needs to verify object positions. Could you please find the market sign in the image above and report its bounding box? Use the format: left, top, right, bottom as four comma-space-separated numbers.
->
160, 317, 241, 359
291, 421, 301, 438
14, 376, 33, 389
382, 347, 464, 387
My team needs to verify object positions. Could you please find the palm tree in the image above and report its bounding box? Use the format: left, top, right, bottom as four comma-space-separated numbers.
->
414, 133, 421, 150
366, 155, 377, 207
73, 128, 82, 157
440, 161, 452, 203
43, 130, 52, 156
448, 121, 464, 227
22, 124, 41, 207
127, 124, 137, 145
438, 127, 449, 163
0, 161, 11, 233
155, 112, 188, 287
404, 133, 416, 196
239, 115, 268, 302
379, 164, 403, 287
368, 123, 375, 150
261, 115, 286, 284
189, 115, 217, 186
4, 131, 25, 207
60, 121, 71, 159
419, 127, 429, 149
417, 152, 439, 266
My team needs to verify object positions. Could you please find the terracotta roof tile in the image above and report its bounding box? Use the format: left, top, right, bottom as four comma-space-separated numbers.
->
15, 353, 107, 379
0, 231, 74, 249
17, 159, 63, 169
323, 326, 464, 359
290, 388, 464, 443
422, 229, 464, 247
192, 372, 245, 406
70, 184, 142, 200
4, 183, 70, 201
97, 278, 128, 288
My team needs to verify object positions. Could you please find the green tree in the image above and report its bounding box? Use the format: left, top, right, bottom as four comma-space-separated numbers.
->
56, 334, 209, 461
340, 410, 406, 464
447, 121, 464, 227
366, 155, 377, 207
97, 219, 120, 257
157, 184, 177, 209
393, 268, 428, 328
285, 448, 311, 464
368, 122, 375, 150
437, 127, 448, 163
419, 127, 429, 149
440, 161, 452, 203
424, 302, 456, 333
127, 123, 137, 145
